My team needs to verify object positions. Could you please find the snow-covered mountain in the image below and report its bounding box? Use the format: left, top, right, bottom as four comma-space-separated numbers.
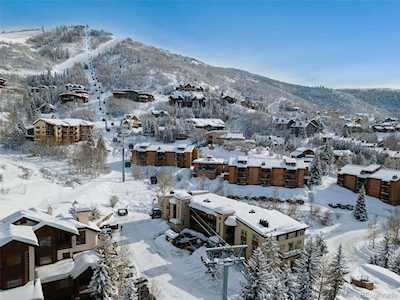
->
1, 25, 399, 116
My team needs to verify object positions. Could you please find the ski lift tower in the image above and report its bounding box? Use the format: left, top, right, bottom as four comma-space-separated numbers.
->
120, 126, 131, 183
202, 244, 247, 300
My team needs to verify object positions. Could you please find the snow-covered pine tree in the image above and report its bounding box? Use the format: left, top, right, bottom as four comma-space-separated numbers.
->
260, 237, 289, 300
353, 185, 368, 222
308, 156, 322, 187
375, 232, 395, 268
314, 234, 329, 258
323, 245, 348, 300
241, 247, 270, 300
89, 246, 115, 300
293, 238, 321, 300
389, 250, 400, 275
122, 278, 138, 300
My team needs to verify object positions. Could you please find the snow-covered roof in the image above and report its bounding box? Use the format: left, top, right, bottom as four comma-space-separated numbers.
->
0, 279, 43, 300
0, 222, 38, 247
193, 156, 226, 165
228, 156, 306, 170
186, 191, 308, 237
219, 133, 245, 140
36, 250, 98, 283
339, 164, 400, 182
2, 209, 79, 235
290, 147, 315, 158
186, 118, 225, 129
56, 213, 100, 232
333, 149, 353, 157
133, 143, 195, 153
170, 90, 205, 100
33, 118, 94, 127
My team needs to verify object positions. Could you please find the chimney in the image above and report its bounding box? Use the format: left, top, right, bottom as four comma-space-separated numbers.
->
47, 206, 53, 216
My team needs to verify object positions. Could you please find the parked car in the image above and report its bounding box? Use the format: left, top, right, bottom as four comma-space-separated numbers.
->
150, 208, 162, 219
117, 208, 128, 216
150, 176, 158, 184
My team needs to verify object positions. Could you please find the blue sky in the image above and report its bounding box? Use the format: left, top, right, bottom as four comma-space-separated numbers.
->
0, 0, 399, 88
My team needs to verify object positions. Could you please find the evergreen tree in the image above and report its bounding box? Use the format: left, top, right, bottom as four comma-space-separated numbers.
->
353, 185, 368, 222
314, 234, 329, 258
309, 157, 322, 187
260, 238, 289, 300
389, 250, 400, 275
89, 246, 116, 300
241, 247, 270, 300
324, 245, 348, 300
374, 232, 395, 268
293, 239, 321, 300
122, 278, 138, 300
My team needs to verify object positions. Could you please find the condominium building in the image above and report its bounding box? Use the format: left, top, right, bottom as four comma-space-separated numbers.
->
159, 190, 308, 259
131, 143, 199, 168
338, 164, 400, 205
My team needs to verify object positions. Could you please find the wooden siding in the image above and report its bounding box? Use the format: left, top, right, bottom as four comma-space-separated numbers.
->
0, 241, 30, 290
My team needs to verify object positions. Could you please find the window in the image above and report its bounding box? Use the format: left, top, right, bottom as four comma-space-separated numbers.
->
288, 242, 294, 251
40, 236, 52, 247
39, 256, 52, 265
240, 230, 247, 245
62, 252, 71, 259
7, 279, 23, 289
251, 235, 259, 250
6, 254, 22, 266
77, 230, 86, 245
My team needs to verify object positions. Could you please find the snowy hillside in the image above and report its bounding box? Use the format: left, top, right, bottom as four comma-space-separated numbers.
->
0, 26, 398, 116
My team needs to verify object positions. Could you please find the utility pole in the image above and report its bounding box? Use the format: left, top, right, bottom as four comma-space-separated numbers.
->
122, 133, 125, 182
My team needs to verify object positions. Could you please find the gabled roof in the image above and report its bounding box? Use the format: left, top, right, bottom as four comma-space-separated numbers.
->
0, 222, 38, 247
2, 209, 79, 235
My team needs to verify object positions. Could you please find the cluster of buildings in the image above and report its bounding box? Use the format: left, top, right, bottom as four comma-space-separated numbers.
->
371, 118, 400, 133
158, 190, 308, 259
28, 118, 94, 145
169, 84, 206, 108
0, 208, 100, 300
112, 89, 155, 102
132, 143, 310, 188
272, 117, 323, 137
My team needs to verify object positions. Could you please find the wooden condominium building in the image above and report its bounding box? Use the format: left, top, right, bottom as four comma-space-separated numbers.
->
33, 118, 94, 145
59, 91, 89, 104
112, 89, 155, 102
338, 164, 400, 205
0, 208, 101, 300
132, 143, 199, 168
227, 156, 308, 188
160, 190, 308, 259
192, 156, 227, 179
169, 90, 206, 108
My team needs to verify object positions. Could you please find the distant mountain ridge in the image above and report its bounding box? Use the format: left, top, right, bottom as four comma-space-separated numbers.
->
1, 26, 399, 117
